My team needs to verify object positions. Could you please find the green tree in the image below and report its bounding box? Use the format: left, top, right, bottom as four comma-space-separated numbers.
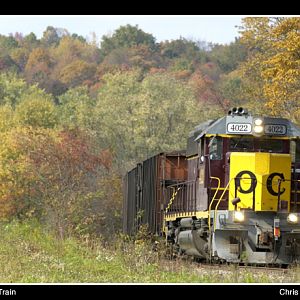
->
0, 105, 15, 131
217, 70, 251, 111
160, 38, 201, 60
95, 70, 203, 170
41, 26, 69, 47
57, 86, 96, 130
0, 55, 19, 72
14, 92, 57, 128
0, 72, 49, 108
0, 35, 19, 54
100, 25, 157, 58
71, 33, 86, 43
209, 38, 247, 73
22, 32, 40, 50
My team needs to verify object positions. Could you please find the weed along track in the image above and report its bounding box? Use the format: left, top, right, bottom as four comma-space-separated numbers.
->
0, 220, 298, 283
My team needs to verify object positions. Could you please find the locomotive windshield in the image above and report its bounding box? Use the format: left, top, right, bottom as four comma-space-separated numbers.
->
229, 137, 285, 153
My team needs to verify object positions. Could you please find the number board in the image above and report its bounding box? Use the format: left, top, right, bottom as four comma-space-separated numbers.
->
227, 123, 252, 134
264, 124, 287, 135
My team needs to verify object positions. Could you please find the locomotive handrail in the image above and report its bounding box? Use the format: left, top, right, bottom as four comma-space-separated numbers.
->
165, 180, 197, 189
165, 180, 197, 215
165, 186, 182, 214
213, 178, 234, 232
208, 176, 221, 231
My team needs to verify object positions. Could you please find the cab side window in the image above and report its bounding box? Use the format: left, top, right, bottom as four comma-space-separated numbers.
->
290, 140, 300, 163
198, 138, 205, 164
209, 136, 223, 160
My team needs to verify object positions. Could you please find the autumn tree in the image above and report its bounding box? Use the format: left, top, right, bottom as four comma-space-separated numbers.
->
100, 44, 164, 73
0, 127, 38, 219
0, 25, 246, 238
58, 59, 97, 88
27, 128, 107, 238
188, 65, 228, 113
239, 17, 300, 120
0, 126, 120, 238
24, 47, 53, 89
50, 36, 99, 91
10, 48, 30, 71
52, 36, 100, 66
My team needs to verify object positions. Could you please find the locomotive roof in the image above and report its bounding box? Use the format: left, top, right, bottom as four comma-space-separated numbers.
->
194, 115, 300, 141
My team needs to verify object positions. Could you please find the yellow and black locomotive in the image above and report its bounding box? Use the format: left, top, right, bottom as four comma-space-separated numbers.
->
123, 108, 300, 264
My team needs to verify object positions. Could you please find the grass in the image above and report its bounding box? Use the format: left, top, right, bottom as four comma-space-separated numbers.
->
0, 220, 298, 283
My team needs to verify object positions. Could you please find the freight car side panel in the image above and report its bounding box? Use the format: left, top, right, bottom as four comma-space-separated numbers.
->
123, 168, 137, 235
123, 157, 158, 235
142, 156, 157, 233
123, 152, 187, 235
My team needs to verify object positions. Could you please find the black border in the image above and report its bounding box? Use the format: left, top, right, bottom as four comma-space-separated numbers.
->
0, 284, 299, 298
3, 0, 298, 15
1, 6, 299, 298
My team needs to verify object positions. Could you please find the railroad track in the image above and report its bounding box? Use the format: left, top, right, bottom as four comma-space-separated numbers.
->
174, 256, 295, 273
237, 265, 288, 272
160, 255, 299, 281
201, 263, 289, 273
191, 262, 297, 282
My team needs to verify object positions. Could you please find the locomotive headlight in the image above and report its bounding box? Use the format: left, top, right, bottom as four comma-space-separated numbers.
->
253, 118, 264, 136
287, 213, 298, 224
253, 125, 264, 134
254, 118, 263, 126
233, 211, 245, 222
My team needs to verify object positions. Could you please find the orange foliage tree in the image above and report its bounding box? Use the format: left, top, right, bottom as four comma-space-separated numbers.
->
0, 127, 122, 238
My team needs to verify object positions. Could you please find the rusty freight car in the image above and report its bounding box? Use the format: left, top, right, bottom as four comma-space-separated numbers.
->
123, 151, 187, 235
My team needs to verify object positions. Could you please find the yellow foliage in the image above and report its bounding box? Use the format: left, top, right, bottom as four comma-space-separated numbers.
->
239, 17, 300, 121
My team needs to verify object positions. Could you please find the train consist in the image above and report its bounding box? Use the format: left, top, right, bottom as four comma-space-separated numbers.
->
123, 108, 300, 264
